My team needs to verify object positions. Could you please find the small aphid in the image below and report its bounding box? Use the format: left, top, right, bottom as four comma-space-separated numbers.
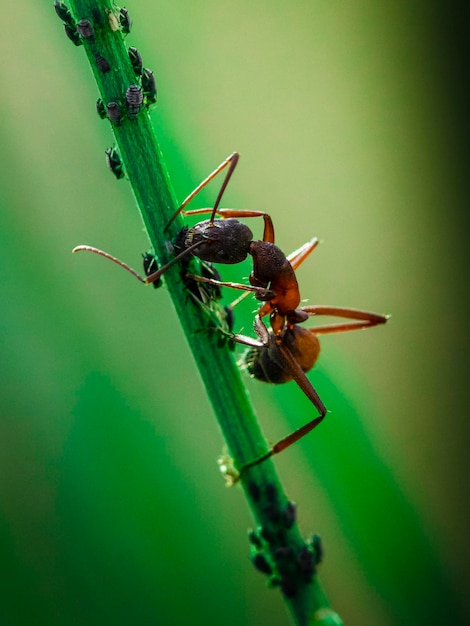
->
142, 68, 157, 105
251, 554, 272, 576
54, 1, 75, 27
142, 253, 161, 289
96, 98, 106, 119
63, 23, 81, 46
119, 7, 132, 34
106, 102, 122, 125
77, 18, 94, 40
297, 547, 315, 581
311, 534, 323, 565
281, 501, 297, 529
107, 8, 120, 31
126, 84, 143, 117
260, 527, 275, 544
95, 53, 111, 73
128, 46, 143, 76
248, 529, 262, 548
105, 147, 125, 180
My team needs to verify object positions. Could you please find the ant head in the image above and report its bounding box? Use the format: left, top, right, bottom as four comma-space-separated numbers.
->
186, 218, 252, 264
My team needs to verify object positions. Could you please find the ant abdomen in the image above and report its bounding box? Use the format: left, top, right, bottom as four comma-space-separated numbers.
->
245, 326, 321, 384
185, 218, 253, 264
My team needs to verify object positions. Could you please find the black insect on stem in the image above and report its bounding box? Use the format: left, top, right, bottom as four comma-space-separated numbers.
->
128, 46, 143, 76
54, 1, 75, 27
126, 84, 143, 118
142, 68, 157, 106
142, 253, 161, 289
64, 23, 81, 46
96, 98, 106, 119
119, 7, 132, 34
95, 53, 111, 73
76, 18, 94, 41
105, 147, 125, 180
106, 101, 122, 125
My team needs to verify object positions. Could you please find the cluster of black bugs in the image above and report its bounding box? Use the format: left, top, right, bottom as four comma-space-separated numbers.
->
172, 228, 235, 344
56, 2, 157, 180
247, 482, 322, 597
54, 1, 81, 45
105, 147, 125, 180
55, 2, 156, 134
142, 236, 235, 349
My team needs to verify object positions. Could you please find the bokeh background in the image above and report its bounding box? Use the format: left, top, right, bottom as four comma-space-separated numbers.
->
1, 1, 468, 625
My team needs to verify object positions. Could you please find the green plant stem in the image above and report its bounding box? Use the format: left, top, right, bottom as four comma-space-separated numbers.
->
61, 1, 342, 624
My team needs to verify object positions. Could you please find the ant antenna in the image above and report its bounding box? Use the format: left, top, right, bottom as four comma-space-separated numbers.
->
73, 241, 204, 285
72, 245, 147, 282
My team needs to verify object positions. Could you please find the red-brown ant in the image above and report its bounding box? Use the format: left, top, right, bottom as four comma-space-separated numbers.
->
74, 152, 317, 333
73, 152, 388, 472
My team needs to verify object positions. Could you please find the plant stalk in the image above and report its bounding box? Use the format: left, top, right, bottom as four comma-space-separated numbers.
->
58, 1, 342, 623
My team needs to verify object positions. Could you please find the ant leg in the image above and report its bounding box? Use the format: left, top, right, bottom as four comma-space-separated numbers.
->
287, 237, 320, 270
301, 305, 389, 334
165, 152, 240, 231
239, 339, 327, 475
186, 273, 274, 301
236, 315, 327, 473
175, 208, 276, 243
73, 241, 204, 285
210, 210, 275, 243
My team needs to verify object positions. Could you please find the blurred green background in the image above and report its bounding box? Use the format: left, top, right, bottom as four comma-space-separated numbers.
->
1, 1, 468, 624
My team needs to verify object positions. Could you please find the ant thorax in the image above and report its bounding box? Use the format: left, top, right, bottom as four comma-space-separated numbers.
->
249, 241, 290, 286
185, 218, 253, 264
244, 325, 321, 384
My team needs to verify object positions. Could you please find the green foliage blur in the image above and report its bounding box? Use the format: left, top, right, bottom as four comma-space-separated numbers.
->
1, 1, 468, 625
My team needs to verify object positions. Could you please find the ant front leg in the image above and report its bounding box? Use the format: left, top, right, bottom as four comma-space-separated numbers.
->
186, 274, 275, 301
165, 152, 240, 232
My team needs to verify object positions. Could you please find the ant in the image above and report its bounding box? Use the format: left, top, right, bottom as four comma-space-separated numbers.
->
73, 152, 388, 471
74, 152, 317, 330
